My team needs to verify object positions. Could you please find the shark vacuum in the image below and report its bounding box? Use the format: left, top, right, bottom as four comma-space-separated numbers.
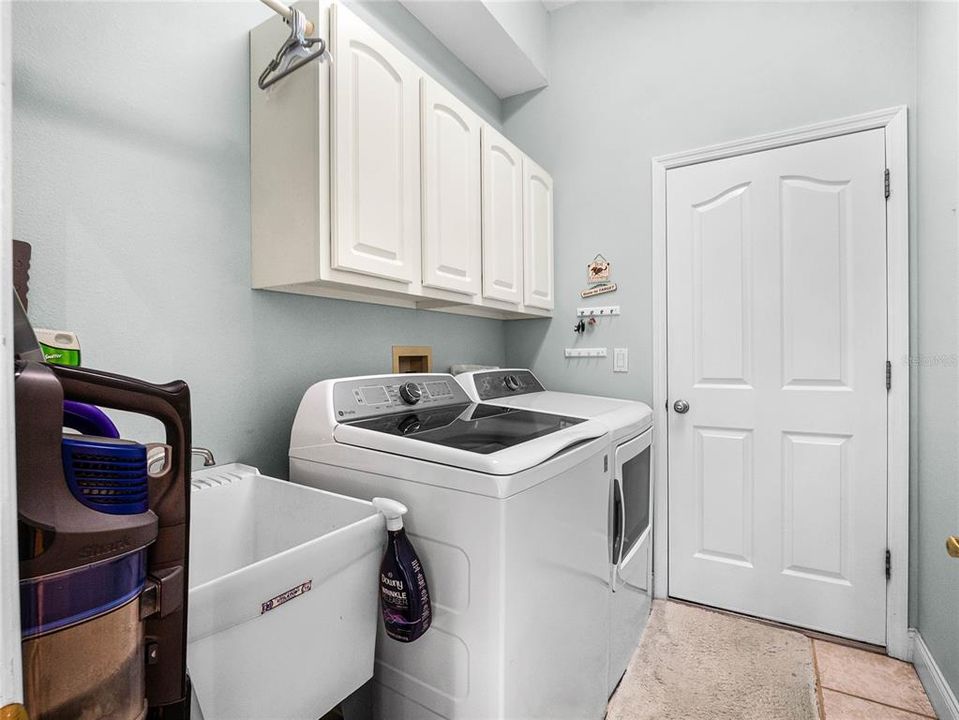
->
14, 291, 193, 719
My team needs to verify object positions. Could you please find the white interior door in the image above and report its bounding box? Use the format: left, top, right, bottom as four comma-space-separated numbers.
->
666, 129, 889, 644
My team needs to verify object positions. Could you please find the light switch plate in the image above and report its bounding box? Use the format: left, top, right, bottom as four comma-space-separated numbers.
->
614, 348, 628, 373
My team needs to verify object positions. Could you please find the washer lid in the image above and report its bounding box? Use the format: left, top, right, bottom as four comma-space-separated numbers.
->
333, 404, 608, 475
480, 392, 653, 436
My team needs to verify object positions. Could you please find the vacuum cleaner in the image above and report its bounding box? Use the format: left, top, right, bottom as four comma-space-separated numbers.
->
13, 291, 193, 719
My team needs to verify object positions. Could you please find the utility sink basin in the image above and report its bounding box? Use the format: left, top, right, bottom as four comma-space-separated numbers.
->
187, 463, 384, 720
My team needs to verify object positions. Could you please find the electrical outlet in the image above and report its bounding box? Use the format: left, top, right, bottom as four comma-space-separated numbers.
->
614, 348, 628, 373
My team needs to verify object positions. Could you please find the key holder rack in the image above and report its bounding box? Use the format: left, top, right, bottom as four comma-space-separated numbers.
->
576, 305, 620, 318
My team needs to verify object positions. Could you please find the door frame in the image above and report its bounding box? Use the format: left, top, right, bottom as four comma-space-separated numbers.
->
650, 106, 910, 659
0, 0, 25, 709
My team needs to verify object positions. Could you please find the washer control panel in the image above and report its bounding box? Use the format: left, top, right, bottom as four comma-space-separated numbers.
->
332, 374, 472, 421
472, 370, 545, 400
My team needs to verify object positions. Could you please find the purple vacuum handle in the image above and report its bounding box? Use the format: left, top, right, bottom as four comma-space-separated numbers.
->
63, 400, 120, 438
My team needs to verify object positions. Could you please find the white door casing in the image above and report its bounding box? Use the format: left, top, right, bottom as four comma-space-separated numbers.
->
420, 77, 481, 296
481, 125, 524, 306
331, 3, 421, 285
0, 0, 25, 708
653, 114, 908, 655
523, 157, 554, 310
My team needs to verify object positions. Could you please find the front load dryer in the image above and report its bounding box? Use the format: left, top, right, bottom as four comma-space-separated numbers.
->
289, 374, 612, 720
456, 369, 654, 695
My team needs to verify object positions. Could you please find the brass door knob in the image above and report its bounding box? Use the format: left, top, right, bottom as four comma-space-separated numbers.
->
947, 536, 959, 558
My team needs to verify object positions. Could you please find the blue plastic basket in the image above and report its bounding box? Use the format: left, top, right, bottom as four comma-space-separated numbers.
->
61, 436, 149, 515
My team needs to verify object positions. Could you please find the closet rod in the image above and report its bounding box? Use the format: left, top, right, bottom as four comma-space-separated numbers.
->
258, 0, 315, 36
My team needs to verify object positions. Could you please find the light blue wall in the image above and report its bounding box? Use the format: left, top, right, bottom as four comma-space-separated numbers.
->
11, 1, 506, 477
915, 0, 959, 701
502, 1, 917, 401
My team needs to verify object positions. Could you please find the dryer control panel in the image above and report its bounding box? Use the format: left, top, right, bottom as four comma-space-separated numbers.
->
332, 374, 472, 421
471, 370, 545, 400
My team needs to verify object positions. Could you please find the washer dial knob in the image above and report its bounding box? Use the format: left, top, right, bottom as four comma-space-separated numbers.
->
399, 382, 422, 405
504, 374, 521, 391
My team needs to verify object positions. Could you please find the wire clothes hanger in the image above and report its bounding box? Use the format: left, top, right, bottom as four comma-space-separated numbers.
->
258, 7, 327, 90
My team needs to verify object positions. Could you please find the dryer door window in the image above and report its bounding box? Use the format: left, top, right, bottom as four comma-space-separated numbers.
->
615, 428, 653, 572
621, 445, 650, 556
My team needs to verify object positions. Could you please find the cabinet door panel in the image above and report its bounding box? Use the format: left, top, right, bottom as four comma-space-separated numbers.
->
332, 5, 420, 284
481, 126, 524, 305
421, 79, 481, 295
523, 158, 554, 310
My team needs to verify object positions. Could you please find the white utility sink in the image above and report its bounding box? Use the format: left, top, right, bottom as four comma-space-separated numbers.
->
187, 463, 384, 720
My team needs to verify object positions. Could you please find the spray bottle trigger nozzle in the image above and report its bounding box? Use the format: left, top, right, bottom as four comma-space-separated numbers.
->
372, 497, 408, 531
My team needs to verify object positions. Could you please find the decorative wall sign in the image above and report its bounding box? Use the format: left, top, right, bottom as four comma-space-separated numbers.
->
587, 254, 610, 283
581, 282, 617, 298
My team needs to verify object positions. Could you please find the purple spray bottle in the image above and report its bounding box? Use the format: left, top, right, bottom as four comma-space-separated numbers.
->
372, 498, 432, 642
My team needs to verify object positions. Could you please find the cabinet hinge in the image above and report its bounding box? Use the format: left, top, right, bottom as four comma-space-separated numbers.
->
886, 360, 892, 391
884, 169, 891, 199
885, 549, 891, 580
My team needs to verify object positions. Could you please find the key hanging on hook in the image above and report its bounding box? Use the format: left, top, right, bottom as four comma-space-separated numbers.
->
574, 319, 586, 335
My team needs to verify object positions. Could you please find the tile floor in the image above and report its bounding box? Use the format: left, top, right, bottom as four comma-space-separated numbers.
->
324, 630, 939, 720
814, 639, 936, 719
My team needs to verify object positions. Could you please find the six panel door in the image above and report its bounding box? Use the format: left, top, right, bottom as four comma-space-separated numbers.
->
331, 4, 421, 284
420, 77, 482, 296
481, 126, 525, 305
523, 158, 554, 310
666, 129, 889, 644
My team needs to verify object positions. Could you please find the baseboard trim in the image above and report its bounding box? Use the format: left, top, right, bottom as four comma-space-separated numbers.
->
911, 629, 959, 720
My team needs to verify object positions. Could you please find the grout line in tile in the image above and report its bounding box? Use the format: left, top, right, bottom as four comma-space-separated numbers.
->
821, 687, 938, 719
811, 638, 826, 720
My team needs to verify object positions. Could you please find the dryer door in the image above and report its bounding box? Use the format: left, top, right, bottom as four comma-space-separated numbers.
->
614, 429, 652, 587
609, 427, 653, 693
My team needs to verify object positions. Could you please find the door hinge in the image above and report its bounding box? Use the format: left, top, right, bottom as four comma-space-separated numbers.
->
886, 360, 892, 391
885, 549, 891, 580
884, 168, 891, 199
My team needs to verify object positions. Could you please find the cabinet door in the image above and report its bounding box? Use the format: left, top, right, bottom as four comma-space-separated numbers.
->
332, 4, 420, 284
523, 158, 554, 310
421, 78, 481, 295
481, 126, 524, 305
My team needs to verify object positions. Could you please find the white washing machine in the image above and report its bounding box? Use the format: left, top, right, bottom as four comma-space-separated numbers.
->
456, 369, 654, 695
289, 374, 613, 720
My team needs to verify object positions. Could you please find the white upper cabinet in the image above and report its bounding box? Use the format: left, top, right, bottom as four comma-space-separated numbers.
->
420, 77, 482, 296
250, 2, 553, 318
481, 125, 525, 306
331, 3, 421, 284
523, 157, 554, 310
